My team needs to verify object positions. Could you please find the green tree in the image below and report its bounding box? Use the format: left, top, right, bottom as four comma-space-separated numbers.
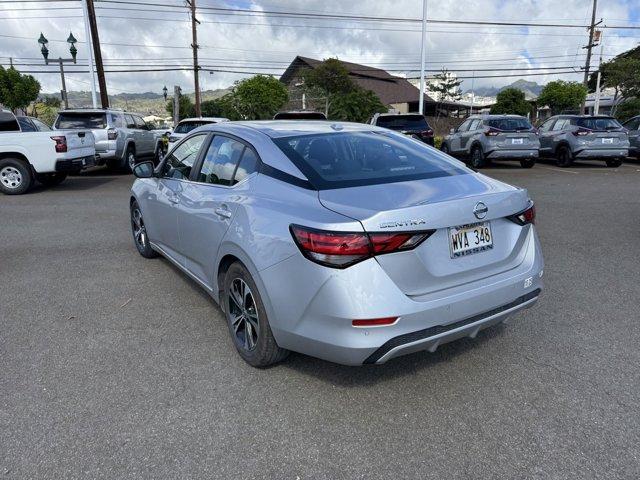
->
615, 98, 640, 123
303, 58, 354, 97
231, 75, 288, 120
536, 80, 587, 115
589, 56, 640, 100
0, 66, 41, 112
329, 87, 387, 123
427, 68, 462, 102
490, 88, 532, 116
165, 95, 195, 120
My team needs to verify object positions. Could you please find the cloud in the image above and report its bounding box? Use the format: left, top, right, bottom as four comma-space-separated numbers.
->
0, 0, 636, 95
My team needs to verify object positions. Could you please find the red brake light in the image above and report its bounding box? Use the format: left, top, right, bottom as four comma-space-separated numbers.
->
485, 128, 500, 136
50, 136, 67, 153
352, 317, 399, 327
290, 225, 435, 268
508, 202, 536, 226
107, 128, 118, 140
573, 127, 590, 136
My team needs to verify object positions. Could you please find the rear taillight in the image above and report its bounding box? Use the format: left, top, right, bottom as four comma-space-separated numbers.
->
420, 129, 434, 137
507, 202, 536, 226
352, 317, 399, 327
107, 128, 118, 140
573, 128, 590, 136
485, 128, 500, 136
50, 136, 67, 153
290, 225, 435, 269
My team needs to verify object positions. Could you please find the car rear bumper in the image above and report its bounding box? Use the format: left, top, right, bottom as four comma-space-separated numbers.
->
486, 149, 539, 159
261, 225, 544, 365
575, 148, 628, 159
55, 156, 96, 172
94, 149, 118, 164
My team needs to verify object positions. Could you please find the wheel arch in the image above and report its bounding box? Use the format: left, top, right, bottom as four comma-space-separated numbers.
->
469, 140, 484, 157
0, 151, 31, 166
553, 140, 572, 156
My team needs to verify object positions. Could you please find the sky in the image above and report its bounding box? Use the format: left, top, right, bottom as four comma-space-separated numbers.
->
0, 0, 638, 96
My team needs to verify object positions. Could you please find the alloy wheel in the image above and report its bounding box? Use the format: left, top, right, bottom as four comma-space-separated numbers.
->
228, 278, 260, 351
0, 166, 23, 190
131, 207, 148, 249
128, 151, 136, 171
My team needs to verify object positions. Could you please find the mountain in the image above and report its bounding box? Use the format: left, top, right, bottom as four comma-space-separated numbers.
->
42, 88, 231, 115
467, 79, 544, 100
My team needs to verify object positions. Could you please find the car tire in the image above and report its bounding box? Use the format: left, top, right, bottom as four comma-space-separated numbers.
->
124, 145, 136, 173
0, 158, 34, 195
606, 158, 623, 168
441, 143, 450, 155
470, 145, 486, 168
556, 146, 573, 168
130, 200, 158, 258
520, 158, 536, 168
36, 172, 67, 187
223, 262, 289, 367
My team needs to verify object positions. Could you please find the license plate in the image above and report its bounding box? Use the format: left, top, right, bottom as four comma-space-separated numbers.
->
602, 138, 614, 144
511, 138, 524, 145
449, 222, 493, 258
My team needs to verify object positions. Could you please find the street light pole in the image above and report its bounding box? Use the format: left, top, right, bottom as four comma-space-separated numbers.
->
38, 32, 78, 109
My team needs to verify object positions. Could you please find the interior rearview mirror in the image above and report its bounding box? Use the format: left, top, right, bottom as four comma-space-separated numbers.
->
133, 161, 155, 179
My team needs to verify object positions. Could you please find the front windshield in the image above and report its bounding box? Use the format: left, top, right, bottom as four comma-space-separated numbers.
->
174, 121, 213, 134
273, 130, 469, 190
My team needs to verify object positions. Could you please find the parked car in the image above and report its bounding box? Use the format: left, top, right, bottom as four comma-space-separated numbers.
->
273, 111, 327, 120
16, 116, 53, 132
537, 115, 629, 167
441, 115, 539, 168
370, 113, 434, 145
622, 115, 640, 159
130, 121, 543, 367
54, 109, 164, 172
167, 117, 229, 150
0, 109, 95, 195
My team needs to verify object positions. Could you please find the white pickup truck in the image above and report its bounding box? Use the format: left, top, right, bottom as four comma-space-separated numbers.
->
0, 109, 96, 195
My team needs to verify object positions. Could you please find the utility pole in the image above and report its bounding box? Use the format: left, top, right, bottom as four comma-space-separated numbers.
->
593, 30, 604, 115
187, 0, 202, 117
418, 0, 427, 115
173, 85, 181, 126
581, 0, 600, 113
81, 0, 98, 108
86, 0, 109, 108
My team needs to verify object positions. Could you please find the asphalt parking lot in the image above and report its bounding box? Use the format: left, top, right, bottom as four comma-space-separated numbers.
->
2, 159, 640, 479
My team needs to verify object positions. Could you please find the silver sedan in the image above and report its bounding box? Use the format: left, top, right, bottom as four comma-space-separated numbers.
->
130, 121, 544, 367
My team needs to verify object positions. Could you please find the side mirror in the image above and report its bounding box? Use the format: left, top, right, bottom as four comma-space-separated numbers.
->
133, 161, 155, 179
449, 128, 456, 135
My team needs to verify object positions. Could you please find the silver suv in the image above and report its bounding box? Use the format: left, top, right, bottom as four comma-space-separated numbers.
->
54, 109, 163, 172
622, 115, 639, 159
538, 115, 629, 168
441, 115, 539, 168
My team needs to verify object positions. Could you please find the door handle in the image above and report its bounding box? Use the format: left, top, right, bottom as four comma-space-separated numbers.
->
168, 195, 179, 204
215, 207, 232, 219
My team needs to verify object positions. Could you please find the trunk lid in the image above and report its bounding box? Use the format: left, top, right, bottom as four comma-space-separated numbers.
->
319, 174, 531, 297
490, 130, 539, 150
581, 129, 628, 148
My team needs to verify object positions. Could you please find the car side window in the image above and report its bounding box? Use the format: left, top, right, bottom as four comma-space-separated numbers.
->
552, 119, 568, 131
125, 114, 136, 129
456, 120, 471, 132
469, 119, 481, 131
197, 136, 246, 186
233, 147, 259, 185
134, 116, 148, 130
31, 118, 52, 131
538, 119, 555, 133
162, 134, 207, 180
624, 118, 639, 131
17, 117, 36, 132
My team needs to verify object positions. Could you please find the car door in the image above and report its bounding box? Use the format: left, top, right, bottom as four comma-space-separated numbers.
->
124, 114, 140, 151
450, 119, 471, 154
460, 119, 481, 152
548, 118, 569, 153
175, 134, 260, 286
144, 133, 208, 262
624, 117, 640, 153
537, 118, 557, 155
134, 115, 154, 155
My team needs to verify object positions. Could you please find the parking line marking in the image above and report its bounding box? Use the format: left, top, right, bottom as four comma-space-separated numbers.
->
536, 166, 579, 174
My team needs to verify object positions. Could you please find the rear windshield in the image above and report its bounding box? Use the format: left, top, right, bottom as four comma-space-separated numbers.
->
576, 117, 622, 131
174, 120, 214, 134
376, 115, 429, 130
0, 112, 20, 132
55, 112, 106, 129
485, 118, 532, 131
273, 131, 468, 190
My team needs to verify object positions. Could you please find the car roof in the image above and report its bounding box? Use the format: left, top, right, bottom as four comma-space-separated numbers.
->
376, 113, 424, 117
60, 109, 144, 116
178, 117, 229, 123
196, 120, 385, 138
469, 114, 527, 119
